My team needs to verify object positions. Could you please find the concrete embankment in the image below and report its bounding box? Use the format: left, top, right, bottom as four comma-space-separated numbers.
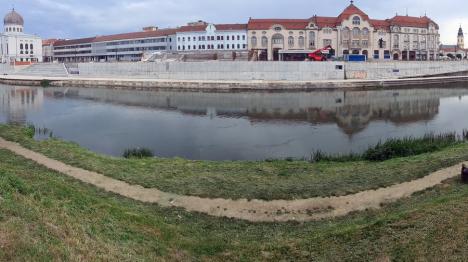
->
2, 74, 468, 92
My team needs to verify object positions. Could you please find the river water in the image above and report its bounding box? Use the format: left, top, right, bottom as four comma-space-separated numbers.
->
1, 85, 468, 160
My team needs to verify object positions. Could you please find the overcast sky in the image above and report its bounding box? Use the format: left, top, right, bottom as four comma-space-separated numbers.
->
3, 0, 467, 44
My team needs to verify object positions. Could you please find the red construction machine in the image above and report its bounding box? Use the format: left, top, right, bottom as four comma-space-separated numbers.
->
308, 45, 334, 61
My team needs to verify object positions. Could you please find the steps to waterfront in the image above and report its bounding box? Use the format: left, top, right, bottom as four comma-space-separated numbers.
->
15, 63, 69, 77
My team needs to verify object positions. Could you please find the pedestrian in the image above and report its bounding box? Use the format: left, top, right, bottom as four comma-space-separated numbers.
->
462, 164, 468, 184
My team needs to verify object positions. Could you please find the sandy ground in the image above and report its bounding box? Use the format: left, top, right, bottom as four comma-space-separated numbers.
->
0, 137, 464, 222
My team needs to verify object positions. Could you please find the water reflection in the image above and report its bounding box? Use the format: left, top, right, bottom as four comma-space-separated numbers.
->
1, 85, 468, 160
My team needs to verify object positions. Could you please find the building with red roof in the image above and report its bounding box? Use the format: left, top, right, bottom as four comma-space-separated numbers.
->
247, 1, 440, 61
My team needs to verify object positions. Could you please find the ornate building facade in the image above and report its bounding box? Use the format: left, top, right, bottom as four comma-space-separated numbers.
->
0, 9, 42, 64
247, 1, 440, 61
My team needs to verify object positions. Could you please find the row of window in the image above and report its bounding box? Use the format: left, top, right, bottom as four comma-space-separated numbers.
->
54, 44, 92, 50
178, 35, 246, 42
107, 46, 166, 52
105, 38, 168, 46
5, 27, 22, 33
19, 43, 33, 50
177, 44, 246, 50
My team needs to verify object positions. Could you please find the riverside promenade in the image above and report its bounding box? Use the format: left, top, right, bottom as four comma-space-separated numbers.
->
3, 74, 468, 92
2, 61, 468, 91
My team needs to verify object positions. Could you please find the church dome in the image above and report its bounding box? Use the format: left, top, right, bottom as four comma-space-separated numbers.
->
4, 9, 24, 26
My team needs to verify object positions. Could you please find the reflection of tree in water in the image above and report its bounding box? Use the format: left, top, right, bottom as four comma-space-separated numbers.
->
0, 87, 43, 125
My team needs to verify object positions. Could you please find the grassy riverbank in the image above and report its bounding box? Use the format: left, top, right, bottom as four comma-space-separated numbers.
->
1, 148, 467, 261
1, 124, 468, 200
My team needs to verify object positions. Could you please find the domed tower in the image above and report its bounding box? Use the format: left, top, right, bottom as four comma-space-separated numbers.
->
457, 26, 464, 49
4, 9, 24, 34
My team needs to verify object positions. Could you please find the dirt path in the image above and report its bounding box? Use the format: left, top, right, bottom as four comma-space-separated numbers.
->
0, 137, 464, 222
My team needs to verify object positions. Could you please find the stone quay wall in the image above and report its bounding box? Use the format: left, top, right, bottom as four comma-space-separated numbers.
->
75, 61, 468, 81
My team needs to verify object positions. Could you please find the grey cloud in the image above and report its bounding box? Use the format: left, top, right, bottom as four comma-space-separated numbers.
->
2, 0, 466, 44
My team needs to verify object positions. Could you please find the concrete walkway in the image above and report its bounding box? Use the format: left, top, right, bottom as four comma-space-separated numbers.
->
0, 136, 464, 222
3, 74, 468, 91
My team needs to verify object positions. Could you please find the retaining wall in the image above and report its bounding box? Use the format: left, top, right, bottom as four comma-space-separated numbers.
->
78, 61, 345, 81
0, 64, 14, 74
345, 61, 468, 80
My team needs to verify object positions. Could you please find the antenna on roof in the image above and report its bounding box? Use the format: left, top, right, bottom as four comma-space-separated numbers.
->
350, 0, 354, 4
406, 8, 408, 16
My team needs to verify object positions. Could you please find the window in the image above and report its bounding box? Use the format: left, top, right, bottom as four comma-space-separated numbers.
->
274, 26, 282, 32
251, 36, 257, 47
237, 35, 240, 40
309, 31, 315, 48
374, 50, 380, 59
352, 16, 361, 25
323, 39, 332, 46
20, 43, 23, 49
342, 27, 350, 40
298, 36, 305, 48
288, 36, 294, 47
352, 27, 360, 38
227, 36, 230, 40
362, 28, 369, 38
272, 34, 284, 45
261, 36, 268, 47
242, 35, 246, 40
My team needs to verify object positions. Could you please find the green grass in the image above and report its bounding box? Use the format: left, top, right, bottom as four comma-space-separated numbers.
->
0, 149, 467, 261
1, 124, 468, 201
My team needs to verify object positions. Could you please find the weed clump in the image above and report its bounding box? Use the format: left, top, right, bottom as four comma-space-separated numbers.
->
123, 148, 154, 159
40, 79, 51, 88
310, 130, 468, 163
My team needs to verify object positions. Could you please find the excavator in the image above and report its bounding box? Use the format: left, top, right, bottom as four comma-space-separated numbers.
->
308, 45, 334, 61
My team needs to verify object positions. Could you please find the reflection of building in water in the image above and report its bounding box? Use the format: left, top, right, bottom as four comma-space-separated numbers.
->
0, 87, 43, 124
44, 87, 468, 135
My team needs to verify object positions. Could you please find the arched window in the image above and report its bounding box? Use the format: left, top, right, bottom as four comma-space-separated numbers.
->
30, 44, 33, 50
342, 27, 350, 40
352, 16, 361, 25
19, 43, 23, 49
352, 27, 360, 38
288, 36, 294, 47
298, 36, 305, 48
309, 31, 316, 48
362, 28, 369, 39
251, 36, 257, 47
13, 28, 16, 32
272, 34, 284, 45
25, 44, 28, 50
261, 36, 268, 48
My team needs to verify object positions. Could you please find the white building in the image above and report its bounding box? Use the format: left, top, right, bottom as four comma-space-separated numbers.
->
0, 9, 42, 64
176, 21, 247, 52
53, 27, 177, 62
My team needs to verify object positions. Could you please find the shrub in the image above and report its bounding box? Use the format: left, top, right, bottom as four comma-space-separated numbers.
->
40, 79, 51, 87
309, 131, 467, 163
123, 148, 154, 159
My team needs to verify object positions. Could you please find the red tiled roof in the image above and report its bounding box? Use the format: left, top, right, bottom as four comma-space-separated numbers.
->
95, 28, 177, 42
389, 16, 439, 29
338, 4, 369, 21
54, 28, 177, 46
54, 37, 96, 46
312, 16, 339, 28
42, 39, 61, 46
370, 19, 390, 30
248, 19, 309, 30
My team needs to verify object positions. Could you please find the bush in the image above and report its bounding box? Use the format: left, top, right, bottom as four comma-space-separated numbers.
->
310, 131, 468, 163
40, 79, 51, 88
123, 148, 154, 159
363, 132, 459, 161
